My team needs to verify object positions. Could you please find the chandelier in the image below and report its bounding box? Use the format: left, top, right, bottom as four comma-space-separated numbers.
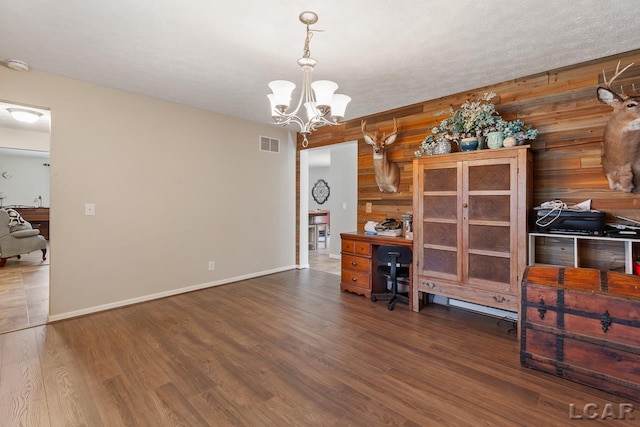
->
267, 11, 351, 148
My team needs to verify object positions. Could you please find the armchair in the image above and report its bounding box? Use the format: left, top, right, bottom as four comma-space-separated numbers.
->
0, 209, 47, 267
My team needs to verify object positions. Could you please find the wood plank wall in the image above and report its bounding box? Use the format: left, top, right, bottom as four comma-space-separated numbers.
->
296, 49, 640, 265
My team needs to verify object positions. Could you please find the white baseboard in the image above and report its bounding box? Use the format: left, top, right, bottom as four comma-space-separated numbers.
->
447, 299, 517, 321
48, 264, 298, 323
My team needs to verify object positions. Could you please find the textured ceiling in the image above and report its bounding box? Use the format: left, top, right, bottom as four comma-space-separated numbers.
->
1, 0, 640, 133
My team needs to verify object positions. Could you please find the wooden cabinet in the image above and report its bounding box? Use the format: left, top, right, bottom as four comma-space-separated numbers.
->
15, 207, 49, 240
412, 146, 531, 318
340, 233, 414, 309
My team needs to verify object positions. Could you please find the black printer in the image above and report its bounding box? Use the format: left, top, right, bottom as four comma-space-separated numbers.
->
534, 203, 606, 236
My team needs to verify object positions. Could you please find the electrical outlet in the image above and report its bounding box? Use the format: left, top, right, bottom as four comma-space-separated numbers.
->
208, 261, 215, 271
365, 202, 372, 213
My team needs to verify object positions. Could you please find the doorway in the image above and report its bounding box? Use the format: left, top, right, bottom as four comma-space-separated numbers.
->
301, 141, 358, 275
0, 101, 51, 334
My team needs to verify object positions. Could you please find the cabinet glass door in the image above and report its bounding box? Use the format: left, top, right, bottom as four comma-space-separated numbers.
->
465, 160, 514, 289
420, 163, 460, 280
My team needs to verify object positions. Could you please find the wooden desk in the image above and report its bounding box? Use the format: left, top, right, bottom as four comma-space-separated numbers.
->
309, 210, 330, 250
309, 209, 330, 223
340, 232, 414, 310
14, 207, 49, 240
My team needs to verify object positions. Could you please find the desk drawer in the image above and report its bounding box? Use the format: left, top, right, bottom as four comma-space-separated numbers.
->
342, 254, 369, 272
341, 239, 370, 256
341, 269, 370, 290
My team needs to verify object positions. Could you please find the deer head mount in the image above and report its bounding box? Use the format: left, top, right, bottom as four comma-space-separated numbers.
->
597, 61, 640, 193
362, 118, 400, 193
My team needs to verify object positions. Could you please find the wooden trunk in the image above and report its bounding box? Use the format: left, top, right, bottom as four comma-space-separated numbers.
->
521, 266, 640, 402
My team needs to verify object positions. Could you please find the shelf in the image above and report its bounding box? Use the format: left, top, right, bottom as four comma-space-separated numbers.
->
528, 232, 640, 274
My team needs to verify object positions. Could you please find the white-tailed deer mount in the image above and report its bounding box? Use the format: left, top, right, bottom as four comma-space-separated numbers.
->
597, 61, 640, 193
362, 118, 400, 193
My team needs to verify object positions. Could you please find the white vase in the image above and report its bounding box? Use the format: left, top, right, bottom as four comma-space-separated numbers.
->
433, 140, 451, 155
503, 136, 517, 147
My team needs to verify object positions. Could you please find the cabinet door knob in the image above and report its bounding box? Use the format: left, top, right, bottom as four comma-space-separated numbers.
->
462, 202, 468, 208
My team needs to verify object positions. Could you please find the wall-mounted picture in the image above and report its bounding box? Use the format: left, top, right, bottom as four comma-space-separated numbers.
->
312, 179, 330, 204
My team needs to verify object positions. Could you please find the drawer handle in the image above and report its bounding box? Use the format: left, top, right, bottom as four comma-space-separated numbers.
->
351, 261, 358, 266
351, 277, 358, 282
493, 295, 506, 303
537, 298, 547, 320
601, 310, 612, 333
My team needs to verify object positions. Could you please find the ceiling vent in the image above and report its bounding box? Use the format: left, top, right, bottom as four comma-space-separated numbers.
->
259, 136, 279, 153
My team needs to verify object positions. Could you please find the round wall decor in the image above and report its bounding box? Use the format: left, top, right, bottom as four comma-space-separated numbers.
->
312, 179, 330, 204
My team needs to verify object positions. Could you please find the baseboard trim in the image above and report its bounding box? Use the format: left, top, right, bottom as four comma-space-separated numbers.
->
48, 265, 297, 323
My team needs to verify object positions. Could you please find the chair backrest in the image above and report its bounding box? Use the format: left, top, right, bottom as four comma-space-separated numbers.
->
0, 209, 11, 237
377, 244, 412, 265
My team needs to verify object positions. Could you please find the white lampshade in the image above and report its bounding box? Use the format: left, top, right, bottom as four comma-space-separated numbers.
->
267, 95, 280, 118
305, 102, 323, 121
7, 108, 42, 123
330, 94, 351, 119
311, 80, 338, 109
268, 80, 296, 111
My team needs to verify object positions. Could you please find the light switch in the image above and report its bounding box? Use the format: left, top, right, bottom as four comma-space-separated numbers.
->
342, 202, 347, 210
85, 203, 95, 216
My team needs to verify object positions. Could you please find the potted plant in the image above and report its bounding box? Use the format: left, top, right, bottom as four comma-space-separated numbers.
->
499, 119, 538, 146
415, 92, 538, 155
450, 92, 501, 140
415, 117, 454, 156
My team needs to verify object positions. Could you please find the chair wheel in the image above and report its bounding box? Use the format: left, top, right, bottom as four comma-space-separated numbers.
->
387, 303, 394, 310
371, 295, 377, 302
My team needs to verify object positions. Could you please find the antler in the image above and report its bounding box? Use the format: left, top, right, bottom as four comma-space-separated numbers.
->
361, 120, 378, 145
384, 118, 398, 140
602, 61, 635, 92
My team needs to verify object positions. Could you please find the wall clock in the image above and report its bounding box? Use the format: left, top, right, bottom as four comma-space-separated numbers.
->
312, 179, 330, 204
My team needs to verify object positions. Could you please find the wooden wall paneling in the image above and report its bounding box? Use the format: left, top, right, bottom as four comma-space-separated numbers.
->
296, 48, 640, 267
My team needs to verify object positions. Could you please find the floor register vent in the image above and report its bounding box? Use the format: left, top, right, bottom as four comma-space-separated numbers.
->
259, 136, 280, 153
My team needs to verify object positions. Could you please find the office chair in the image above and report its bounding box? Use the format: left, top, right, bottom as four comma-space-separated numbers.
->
371, 244, 412, 310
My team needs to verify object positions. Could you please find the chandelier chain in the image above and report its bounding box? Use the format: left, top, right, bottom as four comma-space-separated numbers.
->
303, 27, 312, 59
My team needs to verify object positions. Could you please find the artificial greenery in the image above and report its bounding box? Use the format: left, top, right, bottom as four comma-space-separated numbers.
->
415, 92, 538, 157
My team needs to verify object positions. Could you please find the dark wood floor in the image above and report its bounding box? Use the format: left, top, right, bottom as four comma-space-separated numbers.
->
0, 268, 633, 426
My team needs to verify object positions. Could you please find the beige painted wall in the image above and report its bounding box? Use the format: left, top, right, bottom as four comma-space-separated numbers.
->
0, 67, 296, 318
0, 127, 50, 151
